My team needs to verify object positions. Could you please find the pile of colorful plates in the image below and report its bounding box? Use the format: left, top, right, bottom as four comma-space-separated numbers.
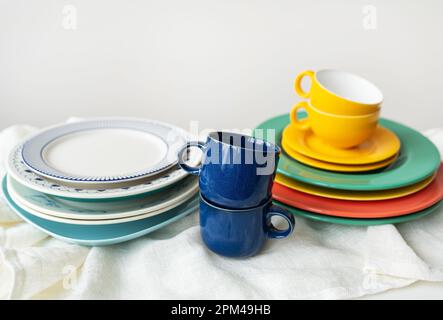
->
2, 118, 198, 245
255, 114, 443, 226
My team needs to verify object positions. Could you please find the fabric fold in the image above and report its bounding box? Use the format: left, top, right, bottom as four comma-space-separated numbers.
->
0, 124, 442, 299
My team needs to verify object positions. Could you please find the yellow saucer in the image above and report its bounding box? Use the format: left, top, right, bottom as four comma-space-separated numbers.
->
282, 124, 401, 165
282, 139, 398, 172
275, 173, 435, 201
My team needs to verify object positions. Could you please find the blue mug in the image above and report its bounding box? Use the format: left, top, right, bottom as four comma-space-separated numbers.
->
178, 132, 281, 209
199, 194, 295, 257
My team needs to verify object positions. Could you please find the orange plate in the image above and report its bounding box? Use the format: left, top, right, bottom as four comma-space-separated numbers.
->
272, 164, 443, 218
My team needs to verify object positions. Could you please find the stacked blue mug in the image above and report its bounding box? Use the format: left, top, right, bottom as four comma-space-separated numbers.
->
178, 132, 295, 258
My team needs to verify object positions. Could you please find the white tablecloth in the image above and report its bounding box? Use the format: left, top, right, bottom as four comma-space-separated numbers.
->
1, 124, 443, 299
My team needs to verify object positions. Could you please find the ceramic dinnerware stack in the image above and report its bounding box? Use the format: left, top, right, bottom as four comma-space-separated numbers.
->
255, 70, 443, 226
288, 69, 400, 170
2, 118, 199, 245
177, 132, 295, 257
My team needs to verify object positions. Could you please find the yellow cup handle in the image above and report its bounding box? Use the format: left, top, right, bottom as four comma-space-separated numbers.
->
290, 101, 310, 131
294, 70, 314, 98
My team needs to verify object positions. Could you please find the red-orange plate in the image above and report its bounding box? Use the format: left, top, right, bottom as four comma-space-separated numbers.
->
272, 164, 443, 219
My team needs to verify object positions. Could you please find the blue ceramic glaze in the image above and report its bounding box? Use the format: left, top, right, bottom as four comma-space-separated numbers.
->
178, 132, 281, 209
199, 194, 295, 258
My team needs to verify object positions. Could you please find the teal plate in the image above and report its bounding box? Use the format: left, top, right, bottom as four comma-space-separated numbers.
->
274, 200, 443, 226
1, 176, 198, 246
255, 114, 441, 191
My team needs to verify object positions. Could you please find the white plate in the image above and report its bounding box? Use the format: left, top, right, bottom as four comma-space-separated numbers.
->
21, 118, 190, 183
2, 176, 199, 246
7, 144, 191, 199
7, 175, 199, 224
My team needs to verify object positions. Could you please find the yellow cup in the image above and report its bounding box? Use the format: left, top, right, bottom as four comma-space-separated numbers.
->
290, 101, 380, 149
294, 70, 383, 116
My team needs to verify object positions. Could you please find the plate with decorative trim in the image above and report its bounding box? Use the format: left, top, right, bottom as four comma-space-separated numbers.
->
7, 175, 198, 223
7, 144, 190, 200
21, 118, 190, 183
2, 177, 199, 246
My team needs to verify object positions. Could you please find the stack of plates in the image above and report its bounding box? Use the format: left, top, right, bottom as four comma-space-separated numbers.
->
2, 119, 199, 245
255, 114, 443, 226
281, 121, 401, 172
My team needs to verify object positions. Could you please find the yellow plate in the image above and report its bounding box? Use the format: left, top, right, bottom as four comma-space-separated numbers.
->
282, 139, 398, 172
282, 124, 401, 165
275, 173, 436, 201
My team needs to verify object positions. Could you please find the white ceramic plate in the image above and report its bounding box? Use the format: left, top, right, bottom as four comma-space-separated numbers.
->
7, 175, 199, 224
21, 118, 190, 183
7, 144, 191, 199
2, 176, 199, 246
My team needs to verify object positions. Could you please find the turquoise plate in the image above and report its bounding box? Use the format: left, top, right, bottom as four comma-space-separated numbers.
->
2, 176, 198, 246
255, 114, 441, 191
274, 200, 443, 226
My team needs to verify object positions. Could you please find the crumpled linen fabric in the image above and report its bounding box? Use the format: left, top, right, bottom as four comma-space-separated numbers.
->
0, 123, 442, 299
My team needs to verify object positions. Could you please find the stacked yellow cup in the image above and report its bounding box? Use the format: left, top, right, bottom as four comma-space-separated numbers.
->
291, 70, 382, 149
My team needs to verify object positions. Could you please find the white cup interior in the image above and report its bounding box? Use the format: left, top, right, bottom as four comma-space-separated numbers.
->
316, 70, 383, 104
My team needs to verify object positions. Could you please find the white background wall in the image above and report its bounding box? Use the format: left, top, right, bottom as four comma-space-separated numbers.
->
1, 0, 442, 132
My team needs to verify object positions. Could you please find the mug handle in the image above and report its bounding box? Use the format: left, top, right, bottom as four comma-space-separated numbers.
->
290, 101, 311, 131
177, 141, 205, 175
294, 70, 314, 98
266, 204, 295, 239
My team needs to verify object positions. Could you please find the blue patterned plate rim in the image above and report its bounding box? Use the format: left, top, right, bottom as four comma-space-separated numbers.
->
21, 118, 191, 183
1, 175, 199, 246
7, 144, 189, 200
7, 174, 198, 222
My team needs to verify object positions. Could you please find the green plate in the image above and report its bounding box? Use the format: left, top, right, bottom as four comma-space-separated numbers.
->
274, 200, 443, 226
255, 114, 440, 191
